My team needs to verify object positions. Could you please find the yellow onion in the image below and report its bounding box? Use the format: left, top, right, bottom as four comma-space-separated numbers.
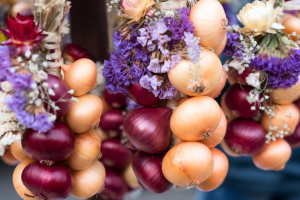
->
221, 92, 237, 119
261, 103, 300, 137
13, 160, 36, 200
196, 148, 229, 191
100, 95, 111, 113
214, 35, 227, 56
162, 142, 213, 187
189, 0, 227, 49
123, 163, 140, 189
94, 127, 109, 142
177, 97, 189, 106
67, 129, 101, 171
220, 140, 240, 157
66, 94, 103, 133
206, 67, 227, 99
252, 139, 291, 171
228, 68, 237, 85
282, 14, 300, 41
71, 161, 106, 199
2, 149, 19, 166
171, 96, 221, 141
11, 141, 32, 162
168, 50, 222, 96
199, 110, 227, 148
270, 77, 300, 105
61, 59, 97, 97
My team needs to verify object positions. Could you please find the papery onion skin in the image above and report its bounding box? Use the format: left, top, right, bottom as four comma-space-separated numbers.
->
132, 151, 172, 193
124, 107, 172, 154
123, 163, 140, 189
221, 92, 235, 119
171, 96, 221, 141
21, 161, 73, 200
282, 14, 300, 41
224, 119, 266, 155
104, 90, 127, 108
228, 68, 237, 85
206, 67, 227, 99
214, 35, 227, 56
162, 142, 214, 187
126, 83, 160, 107
100, 95, 111, 113
99, 139, 132, 170
285, 123, 300, 148
220, 140, 240, 157
11, 141, 32, 162
22, 121, 75, 165
71, 161, 106, 199
2, 149, 19, 166
196, 148, 229, 192
225, 84, 260, 119
99, 109, 126, 139
252, 139, 292, 171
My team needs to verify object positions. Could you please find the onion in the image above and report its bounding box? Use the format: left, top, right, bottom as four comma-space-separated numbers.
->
61, 58, 97, 97
196, 148, 229, 191
220, 140, 240, 157
261, 103, 300, 137
177, 97, 189, 106
214, 35, 227, 56
206, 67, 227, 99
99, 169, 128, 200
281, 13, 294, 25
94, 127, 109, 142
11, 141, 32, 162
99, 109, 126, 139
224, 119, 266, 155
66, 94, 103, 133
235, 67, 256, 85
124, 107, 172, 154
270, 77, 300, 105
21, 161, 73, 200
225, 84, 260, 119
104, 90, 127, 108
2, 149, 19, 166
199, 110, 227, 148
132, 151, 172, 193
13, 160, 36, 200
171, 96, 221, 141
22, 121, 75, 165
123, 163, 140, 189
126, 83, 160, 106
100, 95, 111, 113
71, 161, 106, 199
189, 0, 227, 49
99, 139, 132, 170
221, 92, 235, 119
252, 139, 292, 171
282, 14, 300, 41
168, 50, 222, 96
228, 68, 237, 85
43, 74, 72, 118
285, 123, 300, 148
162, 142, 214, 187
67, 129, 101, 170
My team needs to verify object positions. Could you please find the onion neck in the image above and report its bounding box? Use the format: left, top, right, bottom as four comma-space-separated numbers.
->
91, 120, 100, 129
61, 64, 70, 72
188, 180, 201, 188
40, 160, 54, 166
231, 145, 242, 155
200, 131, 211, 139
191, 84, 206, 95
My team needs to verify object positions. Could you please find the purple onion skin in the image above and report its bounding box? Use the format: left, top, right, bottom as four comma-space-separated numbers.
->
235, 67, 255, 85
99, 169, 128, 200
124, 107, 172, 154
126, 83, 160, 107
224, 119, 266, 155
104, 90, 127, 108
285, 123, 300, 148
225, 84, 260, 119
99, 109, 126, 139
295, 98, 300, 110
21, 161, 73, 200
99, 139, 132, 170
22, 121, 75, 164
132, 151, 172, 193
44, 74, 72, 118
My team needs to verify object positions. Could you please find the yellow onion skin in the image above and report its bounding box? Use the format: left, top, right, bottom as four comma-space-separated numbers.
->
168, 50, 222, 96
228, 68, 237, 85
162, 142, 214, 187
282, 14, 300, 41
221, 92, 236, 119
189, 0, 227, 49
171, 96, 221, 141
11, 141, 32, 162
123, 164, 140, 189
214, 35, 227, 56
2, 149, 19, 166
196, 148, 229, 191
252, 139, 292, 171
220, 140, 240, 157
271, 77, 300, 105
206, 67, 227, 99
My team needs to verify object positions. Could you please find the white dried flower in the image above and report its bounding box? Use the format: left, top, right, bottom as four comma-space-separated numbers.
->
25, 50, 32, 58
48, 88, 55, 96
246, 73, 260, 88
68, 90, 74, 95
71, 97, 78, 102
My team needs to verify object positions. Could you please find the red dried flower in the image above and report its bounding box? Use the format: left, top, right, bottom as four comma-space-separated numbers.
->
63, 44, 90, 62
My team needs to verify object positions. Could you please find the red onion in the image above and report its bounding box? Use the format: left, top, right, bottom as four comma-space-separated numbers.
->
99, 139, 132, 170
235, 67, 255, 85
225, 84, 260, 119
224, 119, 266, 155
99, 169, 128, 200
104, 90, 127, 108
294, 98, 300, 110
43, 74, 72, 118
132, 151, 172, 193
285, 123, 300, 148
99, 109, 126, 139
21, 161, 73, 200
22, 121, 75, 165
126, 83, 160, 107
124, 107, 172, 154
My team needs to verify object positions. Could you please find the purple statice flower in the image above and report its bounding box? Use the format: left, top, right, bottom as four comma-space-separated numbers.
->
31, 113, 54, 133
139, 74, 161, 90
126, 98, 141, 111
183, 32, 200, 63
147, 54, 181, 73
222, 31, 241, 56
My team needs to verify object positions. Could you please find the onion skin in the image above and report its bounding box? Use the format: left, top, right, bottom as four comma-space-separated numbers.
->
171, 96, 221, 141
235, 67, 255, 85
282, 14, 300, 41
214, 35, 227, 56
123, 163, 140, 189
253, 139, 292, 171
126, 83, 160, 107
196, 148, 229, 192
99, 109, 126, 139
220, 140, 240, 157
228, 68, 237, 85
285, 123, 300, 148
177, 97, 189, 106
99, 139, 132, 170
206, 67, 227, 99
224, 119, 266, 155
21, 161, 73, 200
11, 141, 32, 162
132, 151, 172, 193
104, 90, 127, 108
94, 127, 109, 142
22, 121, 75, 165
221, 92, 235, 119
100, 95, 111, 113
124, 107, 172, 154
225, 84, 260, 119
2, 149, 19, 166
